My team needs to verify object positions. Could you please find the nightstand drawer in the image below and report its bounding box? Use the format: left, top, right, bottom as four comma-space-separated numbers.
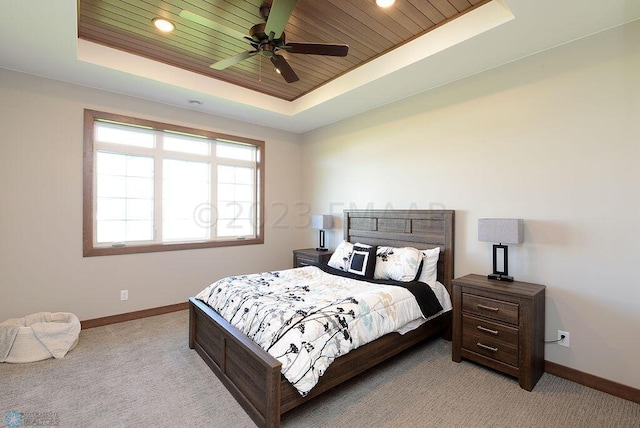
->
295, 256, 317, 267
462, 314, 518, 347
293, 249, 334, 268
462, 331, 518, 367
463, 293, 519, 325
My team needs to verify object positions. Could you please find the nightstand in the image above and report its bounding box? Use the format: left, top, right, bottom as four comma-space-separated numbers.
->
292, 248, 334, 268
452, 274, 546, 391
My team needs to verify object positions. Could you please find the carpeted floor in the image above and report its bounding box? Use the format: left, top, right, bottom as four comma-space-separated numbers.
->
1, 311, 638, 427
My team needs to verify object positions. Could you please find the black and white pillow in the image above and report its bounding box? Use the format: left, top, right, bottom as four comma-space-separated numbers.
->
327, 241, 354, 271
374, 246, 423, 282
348, 243, 377, 278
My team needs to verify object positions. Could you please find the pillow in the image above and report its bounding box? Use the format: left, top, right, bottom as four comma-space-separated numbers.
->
374, 246, 423, 282
348, 243, 377, 278
417, 247, 441, 286
327, 241, 354, 272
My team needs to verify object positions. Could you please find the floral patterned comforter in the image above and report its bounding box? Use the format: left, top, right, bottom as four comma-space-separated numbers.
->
195, 265, 442, 396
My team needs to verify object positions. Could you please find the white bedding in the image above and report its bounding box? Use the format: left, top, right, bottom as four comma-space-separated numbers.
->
196, 265, 450, 396
394, 281, 452, 335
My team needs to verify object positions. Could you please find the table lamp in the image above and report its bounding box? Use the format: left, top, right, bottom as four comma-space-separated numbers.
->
478, 218, 523, 282
311, 214, 333, 251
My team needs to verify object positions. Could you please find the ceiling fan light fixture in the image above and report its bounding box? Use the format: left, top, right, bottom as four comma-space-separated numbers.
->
275, 67, 281, 74
376, 0, 395, 8
152, 18, 175, 33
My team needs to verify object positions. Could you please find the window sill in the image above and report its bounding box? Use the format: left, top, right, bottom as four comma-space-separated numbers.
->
83, 237, 264, 257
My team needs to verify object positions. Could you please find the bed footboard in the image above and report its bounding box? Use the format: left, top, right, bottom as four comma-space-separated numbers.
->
189, 297, 282, 427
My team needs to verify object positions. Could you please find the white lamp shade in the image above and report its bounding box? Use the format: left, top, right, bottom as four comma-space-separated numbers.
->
478, 218, 523, 244
311, 214, 333, 230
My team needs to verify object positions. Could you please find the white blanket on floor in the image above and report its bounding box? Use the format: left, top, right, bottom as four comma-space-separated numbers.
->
0, 312, 81, 362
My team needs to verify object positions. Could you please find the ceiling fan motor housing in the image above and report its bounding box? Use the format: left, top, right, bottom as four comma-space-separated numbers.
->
250, 22, 286, 55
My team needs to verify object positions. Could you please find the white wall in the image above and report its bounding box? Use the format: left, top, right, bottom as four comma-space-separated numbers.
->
0, 69, 304, 321
301, 21, 640, 389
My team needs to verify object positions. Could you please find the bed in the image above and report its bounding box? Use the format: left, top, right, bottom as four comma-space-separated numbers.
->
189, 209, 455, 427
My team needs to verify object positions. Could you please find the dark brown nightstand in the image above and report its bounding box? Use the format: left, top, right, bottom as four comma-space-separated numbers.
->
452, 274, 546, 391
293, 248, 334, 268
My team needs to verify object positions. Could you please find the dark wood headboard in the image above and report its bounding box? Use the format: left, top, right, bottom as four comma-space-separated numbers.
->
343, 210, 455, 292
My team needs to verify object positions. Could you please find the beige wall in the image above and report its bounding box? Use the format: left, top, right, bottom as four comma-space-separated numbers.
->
1, 20, 638, 391
301, 21, 640, 389
0, 69, 304, 321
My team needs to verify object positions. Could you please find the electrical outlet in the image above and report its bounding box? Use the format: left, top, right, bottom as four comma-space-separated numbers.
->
557, 330, 570, 347
120, 290, 128, 301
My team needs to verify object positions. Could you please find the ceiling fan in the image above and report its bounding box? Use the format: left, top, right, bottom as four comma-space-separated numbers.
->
180, 0, 349, 83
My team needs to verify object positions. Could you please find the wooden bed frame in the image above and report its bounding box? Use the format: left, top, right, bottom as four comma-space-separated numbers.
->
189, 209, 455, 427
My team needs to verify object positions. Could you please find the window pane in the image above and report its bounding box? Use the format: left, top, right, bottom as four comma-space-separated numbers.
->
216, 164, 255, 238
126, 177, 154, 199
96, 220, 125, 243
234, 167, 253, 184
217, 183, 235, 201
217, 202, 253, 219
217, 165, 235, 183
97, 175, 126, 198
127, 199, 153, 220
234, 184, 254, 201
163, 219, 207, 241
97, 152, 126, 175
127, 156, 154, 177
125, 220, 154, 241
218, 165, 254, 185
216, 142, 255, 161
163, 159, 210, 241
218, 218, 253, 237
97, 197, 126, 220
96, 152, 154, 243
95, 122, 154, 148
164, 133, 210, 155
217, 183, 254, 202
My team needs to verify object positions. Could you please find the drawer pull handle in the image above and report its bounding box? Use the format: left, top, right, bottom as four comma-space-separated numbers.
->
477, 304, 499, 312
477, 342, 498, 352
477, 325, 499, 335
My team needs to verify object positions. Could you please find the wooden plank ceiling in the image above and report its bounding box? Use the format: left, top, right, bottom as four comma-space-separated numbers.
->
78, 0, 488, 102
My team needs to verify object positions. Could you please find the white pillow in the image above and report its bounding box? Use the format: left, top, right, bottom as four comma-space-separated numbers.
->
374, 246, 423, 282
417, 247, 441, 286
327, 241, 353, 272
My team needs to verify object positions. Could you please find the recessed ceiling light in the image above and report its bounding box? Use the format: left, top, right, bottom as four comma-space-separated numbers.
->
152, 18, 175, 33
376, 0, 395, 7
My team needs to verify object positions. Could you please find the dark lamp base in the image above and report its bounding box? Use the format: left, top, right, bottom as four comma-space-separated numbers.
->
488, 273, 514, 282
316, 247, 329, 252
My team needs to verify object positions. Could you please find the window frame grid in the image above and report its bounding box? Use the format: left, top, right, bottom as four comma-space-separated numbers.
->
83, 109, 264, 257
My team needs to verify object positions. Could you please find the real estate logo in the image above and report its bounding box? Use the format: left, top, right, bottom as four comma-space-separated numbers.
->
5, 412, 22, 428
4, 411, 59, 427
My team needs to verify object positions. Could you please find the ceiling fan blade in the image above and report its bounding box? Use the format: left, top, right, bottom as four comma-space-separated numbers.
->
211, 50, 257, 70
179, 9, 247, 41
283, 42, 349, 57
264, 0, 298, 40
270, 55, 299, 83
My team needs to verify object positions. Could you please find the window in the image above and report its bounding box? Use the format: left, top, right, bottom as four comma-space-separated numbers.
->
83, 110, 264, 256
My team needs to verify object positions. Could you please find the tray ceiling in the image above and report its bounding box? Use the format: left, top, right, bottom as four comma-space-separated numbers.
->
78, 0, 489, 101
